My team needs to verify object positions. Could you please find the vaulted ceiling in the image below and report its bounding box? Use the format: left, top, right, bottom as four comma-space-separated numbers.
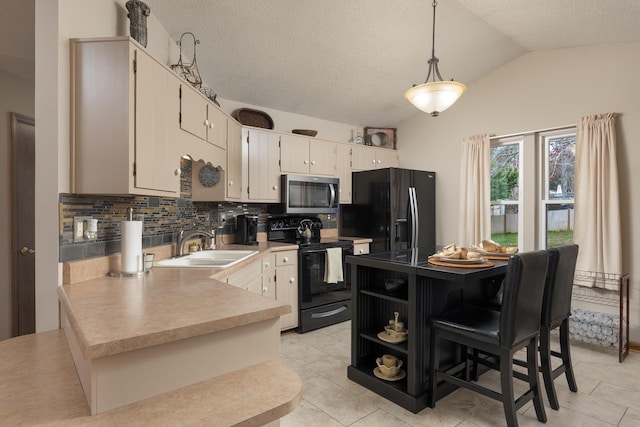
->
3, 0, 640, 126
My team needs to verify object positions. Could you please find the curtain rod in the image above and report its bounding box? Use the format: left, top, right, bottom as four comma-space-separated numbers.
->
490, 123, 576, 140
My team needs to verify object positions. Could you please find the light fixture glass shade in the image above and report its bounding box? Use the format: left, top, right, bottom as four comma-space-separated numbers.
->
404, 80, 467, 116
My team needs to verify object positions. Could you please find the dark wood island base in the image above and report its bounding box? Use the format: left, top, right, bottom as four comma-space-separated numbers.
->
346, 247, 508, 413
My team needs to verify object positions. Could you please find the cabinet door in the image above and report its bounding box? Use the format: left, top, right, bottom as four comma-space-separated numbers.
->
309, 139, 337, 176
275, 251, 298, 330
206, 104, 227, 150
261, 254, 275, 299
247, 130, 280, 201
134, 48, 179, 193
225, 118, 243, 200
226, 259, 262, 294
375, 147, 399, 169
179, 84, 207, 140
351, 145, 378, 171
280, 134, 310, 174
336, 144, 352, 203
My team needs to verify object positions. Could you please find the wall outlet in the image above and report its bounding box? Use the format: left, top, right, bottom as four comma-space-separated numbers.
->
218, 212, 227, 225
73, 216, 92, 242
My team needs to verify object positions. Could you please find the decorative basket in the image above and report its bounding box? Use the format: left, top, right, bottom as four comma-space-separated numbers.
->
292, 129, 318, 137
235, 108, 274, 129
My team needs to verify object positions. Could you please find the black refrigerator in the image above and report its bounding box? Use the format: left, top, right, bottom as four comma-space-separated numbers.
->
340, 167, 435, 253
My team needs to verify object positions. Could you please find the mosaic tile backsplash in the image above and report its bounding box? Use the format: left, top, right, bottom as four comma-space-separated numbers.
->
59, 159, 336, 262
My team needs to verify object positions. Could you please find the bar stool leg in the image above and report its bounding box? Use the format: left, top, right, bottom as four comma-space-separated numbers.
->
559, 319, 578, 392
499, 349, 518, 427
528, 337, 547, 422
539, 325, 559, 410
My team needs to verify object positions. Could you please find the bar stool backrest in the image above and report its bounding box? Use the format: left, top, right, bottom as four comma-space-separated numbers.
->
543, 244, 579, 327
499, 250, 549, 349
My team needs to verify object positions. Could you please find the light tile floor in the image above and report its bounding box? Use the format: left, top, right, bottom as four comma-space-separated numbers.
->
280, 321, 640, 426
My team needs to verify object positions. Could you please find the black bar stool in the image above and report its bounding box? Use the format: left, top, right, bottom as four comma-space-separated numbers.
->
428, 250, 549, 427
539, 244, 579, 409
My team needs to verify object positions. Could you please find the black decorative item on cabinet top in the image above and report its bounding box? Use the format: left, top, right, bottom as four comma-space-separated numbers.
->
126, 0, 150, 48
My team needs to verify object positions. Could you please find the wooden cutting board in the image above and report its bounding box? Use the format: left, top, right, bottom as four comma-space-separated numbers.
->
428, 258, 495, 268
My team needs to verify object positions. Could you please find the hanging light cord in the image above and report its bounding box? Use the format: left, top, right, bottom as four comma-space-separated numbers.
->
425, 1, 444, 83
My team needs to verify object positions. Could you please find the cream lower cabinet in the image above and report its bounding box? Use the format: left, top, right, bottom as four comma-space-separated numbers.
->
225, 258, 262, 295
354, 243, 370, 256
244, 128, 281, 202
351, 145, 399, 171
261, 254, 276, 299
280, 134, 337, 176
275, 250, 298, 331
71, 37, 180, 196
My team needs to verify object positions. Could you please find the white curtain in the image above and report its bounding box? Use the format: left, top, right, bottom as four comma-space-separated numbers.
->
574, 113, 622, 290
458, 134, 491, 247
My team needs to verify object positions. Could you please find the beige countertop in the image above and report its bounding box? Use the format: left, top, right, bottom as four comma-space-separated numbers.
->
60, 242, 297, 360
0, 330, 301, 426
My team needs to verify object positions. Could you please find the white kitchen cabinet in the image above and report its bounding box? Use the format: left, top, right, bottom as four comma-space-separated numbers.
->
353, 242, 370, 256
179, 84, 227, 150
275, 250, 298, 331
351, 145, 399, 171
225, 118, 243, 200
261, 254, 276, 300
71, 37, 180, 197
336, 143, 353, 204
225, 258, 262, 295
191, 117, 242, 202
244, 128, 281, 202
280, 134, 337, 176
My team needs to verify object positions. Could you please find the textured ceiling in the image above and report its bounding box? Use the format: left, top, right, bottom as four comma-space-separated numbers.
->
3, 0, 640, 126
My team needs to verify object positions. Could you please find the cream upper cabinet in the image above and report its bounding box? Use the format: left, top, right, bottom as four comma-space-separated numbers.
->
225, 118, 243, 200
336, 144, 352, 203
179, 85, 227, 150
280, 134, 337, 176
351, 145, 398, 171
245, 128, 281, 202
71, 37, 180, 197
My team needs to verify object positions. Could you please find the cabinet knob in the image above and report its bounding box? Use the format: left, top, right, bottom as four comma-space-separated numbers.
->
377, 160, 381, 164
228, 181, 233, 186
311, 160, 316, 165
304, 160, 308, 165
174, 168, 182, 176
263, 287, 268, 293
272, 185, 278, 190
209, 123, 214, 129
359, 248, 364, 253
204, 119, 209, 127
372, 160, 376, 164
289, 278, 295, 283
283, 256, 288, 262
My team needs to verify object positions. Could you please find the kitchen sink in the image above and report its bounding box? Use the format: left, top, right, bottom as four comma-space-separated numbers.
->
153, 250, 259, 269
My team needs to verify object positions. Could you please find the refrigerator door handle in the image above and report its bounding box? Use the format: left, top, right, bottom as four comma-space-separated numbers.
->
409, 187, 419, 248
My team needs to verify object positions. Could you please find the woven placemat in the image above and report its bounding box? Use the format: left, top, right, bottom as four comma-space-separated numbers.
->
428, 258, 495, 268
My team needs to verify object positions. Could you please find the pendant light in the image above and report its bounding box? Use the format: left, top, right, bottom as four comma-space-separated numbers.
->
404, 1, 466, 117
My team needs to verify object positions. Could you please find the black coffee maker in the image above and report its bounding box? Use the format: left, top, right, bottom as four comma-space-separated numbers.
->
235, 214, 259, 245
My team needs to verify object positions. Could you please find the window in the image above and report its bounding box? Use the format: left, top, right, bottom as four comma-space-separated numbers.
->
541, 130, 575, 248
490, 128, 575, 250
490, 139, 521, 247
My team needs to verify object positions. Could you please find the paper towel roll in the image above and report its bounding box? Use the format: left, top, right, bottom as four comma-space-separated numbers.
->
121, 220, 143, 273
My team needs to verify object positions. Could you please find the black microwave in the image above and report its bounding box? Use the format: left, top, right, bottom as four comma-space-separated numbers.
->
281, 174, 340, 214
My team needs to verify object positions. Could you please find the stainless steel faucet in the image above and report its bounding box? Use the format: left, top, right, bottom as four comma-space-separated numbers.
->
176, 229, 216, 256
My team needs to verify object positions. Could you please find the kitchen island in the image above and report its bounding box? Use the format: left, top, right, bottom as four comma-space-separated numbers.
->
1, 243, 302, 425
346, 247, 508, 413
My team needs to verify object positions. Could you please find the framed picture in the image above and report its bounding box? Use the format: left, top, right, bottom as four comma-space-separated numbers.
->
364, 127, 396, 150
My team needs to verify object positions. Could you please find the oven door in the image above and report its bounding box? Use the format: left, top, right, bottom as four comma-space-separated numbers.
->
298, 245, 353, 332
299, 247, 351, 303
